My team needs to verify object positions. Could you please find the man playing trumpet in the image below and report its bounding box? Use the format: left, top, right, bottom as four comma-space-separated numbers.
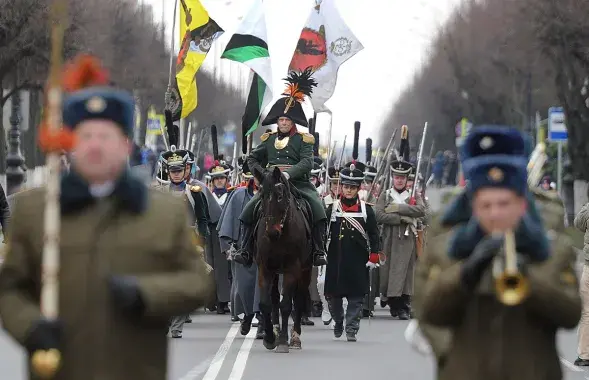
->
414, 127, 581, 380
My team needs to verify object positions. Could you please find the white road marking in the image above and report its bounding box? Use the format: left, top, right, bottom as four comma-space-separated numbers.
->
177, 356, 213, 380
227, 328, 257, 380
560, 357, 583, 372
178, 323, 240, 380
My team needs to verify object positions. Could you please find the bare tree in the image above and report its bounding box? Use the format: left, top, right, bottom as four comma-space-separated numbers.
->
1, 0, 248, 167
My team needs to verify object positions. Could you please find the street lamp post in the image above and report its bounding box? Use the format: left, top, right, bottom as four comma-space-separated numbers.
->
6, 88, 25, 195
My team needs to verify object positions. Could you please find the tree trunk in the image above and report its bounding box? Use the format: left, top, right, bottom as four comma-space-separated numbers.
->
574, 180, 589, 214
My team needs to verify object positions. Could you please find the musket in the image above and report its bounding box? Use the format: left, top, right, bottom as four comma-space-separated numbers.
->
367, 128, 397, 202
33, 0, 71, 377
424, 139, 436, 185
194, 128, 204, 161
231, 141, 238, 186
404, 122, 429, 237
185, 121, 192, 150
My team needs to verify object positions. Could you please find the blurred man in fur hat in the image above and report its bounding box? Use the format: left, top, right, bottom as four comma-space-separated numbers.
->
0, 55, 213, 379
413, 126, 581, 380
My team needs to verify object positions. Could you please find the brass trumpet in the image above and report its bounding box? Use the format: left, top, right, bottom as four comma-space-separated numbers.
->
493, 229, 529, 306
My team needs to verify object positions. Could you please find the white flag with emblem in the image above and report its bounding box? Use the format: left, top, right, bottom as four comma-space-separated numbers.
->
288, 0, 364, 113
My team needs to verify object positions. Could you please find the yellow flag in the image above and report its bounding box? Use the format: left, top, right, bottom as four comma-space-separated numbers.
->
175, 0, 223, 119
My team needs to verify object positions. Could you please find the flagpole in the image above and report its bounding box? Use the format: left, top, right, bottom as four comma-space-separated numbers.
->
324, 110, 333, 191
167, 0, 178, 89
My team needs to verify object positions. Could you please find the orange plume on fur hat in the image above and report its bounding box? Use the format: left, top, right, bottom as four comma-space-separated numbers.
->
62, 54, 110, 92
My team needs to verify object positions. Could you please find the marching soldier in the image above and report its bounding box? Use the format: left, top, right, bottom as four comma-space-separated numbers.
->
186, 150, 222, 233
375, 159, 427, 319
0, 55, 213, 378
324, 161, 380, 341
206, 126, 233, 314
218, 159, 264, 337
158, 149, 211, 337
323, 167, 342, 204
413, 126, 581, 379
234, 70, 328, 267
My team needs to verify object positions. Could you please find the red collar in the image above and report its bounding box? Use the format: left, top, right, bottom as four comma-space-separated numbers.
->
341, 201, 360, 212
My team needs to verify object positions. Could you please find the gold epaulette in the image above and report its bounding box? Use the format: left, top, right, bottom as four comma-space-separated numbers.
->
260, 131, 277, 142
190, 185, 202, 193
300, 132, 315, 144
227, 186, 236, 192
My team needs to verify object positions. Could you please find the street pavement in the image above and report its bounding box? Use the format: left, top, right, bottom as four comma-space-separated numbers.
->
0, 308, 586, 379
0, 187, 588, 379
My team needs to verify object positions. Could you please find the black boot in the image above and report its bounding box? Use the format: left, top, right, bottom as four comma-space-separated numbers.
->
240, 314, 254, 336
233, 224, 254, 267
312, 220, 328, 266
388, 297, 401, 318
402, 294, 413, 319
301, 315, 315, 326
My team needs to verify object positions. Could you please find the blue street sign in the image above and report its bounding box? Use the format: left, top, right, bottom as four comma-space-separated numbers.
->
548, 107, 568, 142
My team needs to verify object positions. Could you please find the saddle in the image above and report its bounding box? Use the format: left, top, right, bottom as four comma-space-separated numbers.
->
253, 185, 312, 239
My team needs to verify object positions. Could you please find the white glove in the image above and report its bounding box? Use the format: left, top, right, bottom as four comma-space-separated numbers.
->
365, 261, 377, 269
282, 171, 290, 180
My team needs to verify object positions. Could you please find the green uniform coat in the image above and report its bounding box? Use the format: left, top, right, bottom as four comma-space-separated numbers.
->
240, 131, 326, 224
0, 171, 214, 380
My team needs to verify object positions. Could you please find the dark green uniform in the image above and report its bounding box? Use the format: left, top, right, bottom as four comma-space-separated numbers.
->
240, 131, 326, 224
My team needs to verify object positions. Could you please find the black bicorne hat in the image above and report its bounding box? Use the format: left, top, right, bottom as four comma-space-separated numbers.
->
262, 67, 317, 127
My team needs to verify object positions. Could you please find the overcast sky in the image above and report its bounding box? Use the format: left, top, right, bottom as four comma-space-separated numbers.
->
144, 0, 463, 147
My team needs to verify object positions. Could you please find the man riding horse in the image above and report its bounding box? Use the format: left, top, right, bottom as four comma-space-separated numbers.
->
233, 69, 328, 268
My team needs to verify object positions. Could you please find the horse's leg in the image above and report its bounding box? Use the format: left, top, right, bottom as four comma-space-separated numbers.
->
290, 267, 311, 349
259, 269, 277, 350
276, 274, 294, 353
271, 275, 280, 329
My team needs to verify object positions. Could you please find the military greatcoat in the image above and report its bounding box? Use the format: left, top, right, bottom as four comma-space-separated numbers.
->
375, 189, 427, 297
0, 170, 214, 380
240, 130, 327, 224
413, 228, 581, 380
413, 187, 581, 371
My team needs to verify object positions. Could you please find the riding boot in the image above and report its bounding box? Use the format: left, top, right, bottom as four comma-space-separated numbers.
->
311, 220, 328, 266
233, 223, 254, 267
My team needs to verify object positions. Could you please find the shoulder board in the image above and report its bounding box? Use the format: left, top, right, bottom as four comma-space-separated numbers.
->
299, 132, 315, 144
260, 131, 277, 142
190, 185, 202, 193
227, 186, 236, 192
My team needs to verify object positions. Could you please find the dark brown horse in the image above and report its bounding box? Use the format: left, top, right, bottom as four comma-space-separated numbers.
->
253, 167, 313, 353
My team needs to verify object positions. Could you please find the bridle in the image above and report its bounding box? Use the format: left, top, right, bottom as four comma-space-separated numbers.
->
263, 176, 291, 234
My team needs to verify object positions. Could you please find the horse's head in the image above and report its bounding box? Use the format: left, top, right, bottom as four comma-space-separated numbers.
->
254, 166, 291, 240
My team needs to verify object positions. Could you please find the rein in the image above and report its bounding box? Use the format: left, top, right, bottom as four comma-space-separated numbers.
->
263, 175, 292, 234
